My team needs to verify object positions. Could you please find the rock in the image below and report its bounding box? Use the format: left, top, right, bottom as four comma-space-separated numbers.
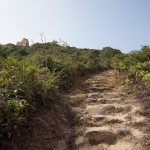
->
91, 84, 107, 87
98, 98, 122, 104
92, 115, 126, 123
115, 128, 130, 136
105, 98, 122, 103
105, 116, 126, 124
16, 38, 29, 46
88, 93, 100, 98
89, 87, 111, 92
92, 115, 106, 122
85, 127, 117, 145
84, 127, 130, 145
99, 105, 116, 114
102, 92, 120, 98
115, 107, 124, 113
86, 104, 124, 116
94, 77, 108, 82
86, 98, 97, 103
75, 136, 85, 146
83, 80, 102, 86
86, 105, 100, 114
98, 98, 106, 104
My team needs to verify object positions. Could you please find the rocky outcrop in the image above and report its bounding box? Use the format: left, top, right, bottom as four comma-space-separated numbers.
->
16, 38, 29, 46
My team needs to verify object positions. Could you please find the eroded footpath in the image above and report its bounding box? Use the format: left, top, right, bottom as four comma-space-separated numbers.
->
65, 70, 150, 150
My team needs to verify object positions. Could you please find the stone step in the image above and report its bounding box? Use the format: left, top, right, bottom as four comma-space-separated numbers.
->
88, 93, 101, 99
86, 104, 126, 115
94, 76, 109, 80
84, 127, 130, 145
83, 81, 106, 86
102, 92, 121, 98
98, 98, 122, 104
85, 98, 98, 103
89, 87, 111, 92
91, 83, 108, 87
83, 78, 109, 85
92, 115, 126, 123
85, 98, 122, 105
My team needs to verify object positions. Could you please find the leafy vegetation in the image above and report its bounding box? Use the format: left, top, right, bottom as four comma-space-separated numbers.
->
112, 45, 150, 86
0, 41, 121, 141
112, 45, 150, 115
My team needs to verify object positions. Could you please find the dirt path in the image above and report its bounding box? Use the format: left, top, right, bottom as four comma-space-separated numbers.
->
66, 70, 150, 150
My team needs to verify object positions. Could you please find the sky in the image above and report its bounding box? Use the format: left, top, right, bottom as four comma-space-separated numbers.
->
0, 0, 150, 53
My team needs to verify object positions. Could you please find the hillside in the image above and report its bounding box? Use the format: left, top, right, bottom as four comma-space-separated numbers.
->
0, 43, 150, 149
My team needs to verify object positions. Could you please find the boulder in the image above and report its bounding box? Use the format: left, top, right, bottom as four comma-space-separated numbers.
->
85, 127, 130, 145
85, 127, 117, 145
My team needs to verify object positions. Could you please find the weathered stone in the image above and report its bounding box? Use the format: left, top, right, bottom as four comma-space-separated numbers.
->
98, 98, 121, 104
86, 105, 100, 114
89, 87, 111, 92
83, 80, 102, 85
16, 38, 29, 46
91, 84, 107, 87
115, 128, 130, 136
92, 115, 106, 122
115, 107, 124, 113
85, 127, 117, 145
102, 92, 120, 98
99, 105, 116, 114
86, 98, 97, 103
88, 93, 100, 98
98, 98, 106, 104
75, 136, 85, 146
92, 115, 126, 123
105, 98, 122, 103
86, 104, 124, 115
105, 116, 126, 124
